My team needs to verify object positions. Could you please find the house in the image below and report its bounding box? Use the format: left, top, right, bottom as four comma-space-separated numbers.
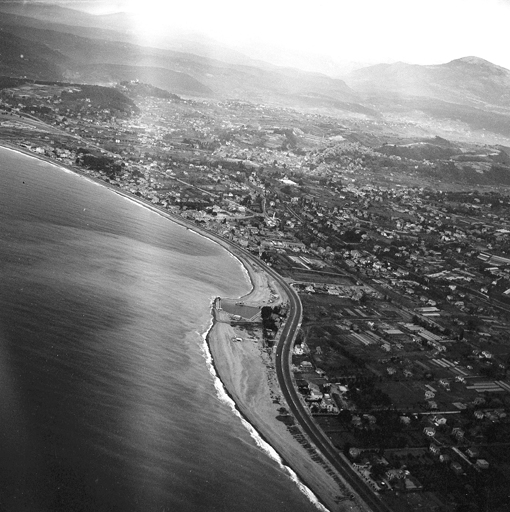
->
293, 345, 304, 356
474, 410, 485, 420
476, 459, 489, 470
404, 475, 423, 492
296, 380, 309, 394
349, 447, 361, 460
300, 360, 313, 370
307, 383, 323, 401
432, 415, 447, 426
429, 443, 441, 455
386, 469, 405, 481
452, 427, 465, 440
451, 462, 463, 475
439, 378, 450, 391
495, 409, 507, 419
319, 398, 338, 414
383, 328, 406, 340
400, 416, 411, 426
486, 411, 499, 422
352, 415, 362, 428
363, 414, 377, 425
423, 426, 436, 437
466, 447, 480, 459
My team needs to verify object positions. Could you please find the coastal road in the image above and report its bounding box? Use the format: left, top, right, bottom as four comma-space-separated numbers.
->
205, 239, 391, 512
260, 269, 393, 512
103, 197, 388, 512
219, 240, 392, 512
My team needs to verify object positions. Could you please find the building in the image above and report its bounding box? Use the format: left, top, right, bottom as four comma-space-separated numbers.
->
476, 459, 489, 470
423, 427, 436, 437
451, 462, 463, 475
430, 443, 441, 455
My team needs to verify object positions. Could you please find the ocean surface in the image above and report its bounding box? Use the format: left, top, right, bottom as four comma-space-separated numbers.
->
0, 147, 319, 512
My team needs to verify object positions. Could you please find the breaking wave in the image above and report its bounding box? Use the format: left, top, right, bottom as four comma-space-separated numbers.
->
200, 305, 329, 512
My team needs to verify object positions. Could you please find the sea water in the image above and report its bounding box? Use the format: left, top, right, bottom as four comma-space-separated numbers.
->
0, 146, 319, 511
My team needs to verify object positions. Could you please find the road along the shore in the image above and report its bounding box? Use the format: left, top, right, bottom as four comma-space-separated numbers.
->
1, 142, 385, 511
235, 247, 390, 512
211, 239, 390, 512
271, 271, 393, 512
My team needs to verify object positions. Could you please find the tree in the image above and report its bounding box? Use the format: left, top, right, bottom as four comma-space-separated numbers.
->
338, 409, 352, 424
371, 463, 386, 480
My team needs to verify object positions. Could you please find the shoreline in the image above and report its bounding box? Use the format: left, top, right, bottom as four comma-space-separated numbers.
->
201, 301, 328, 512
0, 141, 363, 512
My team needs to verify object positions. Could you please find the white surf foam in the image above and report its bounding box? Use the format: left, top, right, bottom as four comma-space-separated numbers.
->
200, 307, 329, 512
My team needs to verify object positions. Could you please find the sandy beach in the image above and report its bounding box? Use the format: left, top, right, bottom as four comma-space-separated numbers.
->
0, 141, 366, 512
207, 254, 369, 512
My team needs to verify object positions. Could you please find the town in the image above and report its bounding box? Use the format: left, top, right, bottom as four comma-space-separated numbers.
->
2, 78, 510, 512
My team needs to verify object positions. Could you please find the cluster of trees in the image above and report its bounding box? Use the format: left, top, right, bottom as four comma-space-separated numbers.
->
340, 229, 365, 244
424, 160, 510, 186
261, 305, 283, 332
377, 141, 457, 161
118, 81, 181, 101
77, 150, 123, 178
332, 343, 365, 369
345, 378, 392, 409
61, 85, 139, 115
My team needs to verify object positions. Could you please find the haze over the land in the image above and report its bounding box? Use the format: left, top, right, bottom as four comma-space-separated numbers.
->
2, 0, 510, 144
5, 0, 510, 76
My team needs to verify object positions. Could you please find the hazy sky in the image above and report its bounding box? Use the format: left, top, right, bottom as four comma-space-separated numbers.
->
48, 0, 510, 70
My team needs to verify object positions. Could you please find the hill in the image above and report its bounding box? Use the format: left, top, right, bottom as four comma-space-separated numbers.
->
0, 31, 68, 80
72, 64, 212, 96
1, 2, 510, 143
345, 57, 510, 108
0, 2, 101, 27
0, 16, 359, 107
117, 81, 181, 101
343, 57, 510, 139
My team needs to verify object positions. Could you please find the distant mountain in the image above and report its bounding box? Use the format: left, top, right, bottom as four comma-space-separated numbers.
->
342, 57, 510, 139
344, 57, 510, 109
375, 136, 460, 161
0, 16, 360, 107
117, 81, 181, 101
0, 11, 134, 45
71, 64, 213, 96
1, 2, 510, 141
0, 3, 277, 70
0, 2, 102, 27
0, 31, 68, 80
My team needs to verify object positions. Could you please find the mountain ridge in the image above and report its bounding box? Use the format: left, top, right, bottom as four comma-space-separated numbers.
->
344, 57, 510, 108
0, 18, 360, 106
1, 2, 510, 141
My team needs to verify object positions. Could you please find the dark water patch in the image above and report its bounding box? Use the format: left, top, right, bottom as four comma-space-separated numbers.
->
0, 146, 319, 512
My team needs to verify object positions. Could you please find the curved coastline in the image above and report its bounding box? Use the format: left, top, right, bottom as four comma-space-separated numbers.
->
201, 302, 328, 512
0, 142, 357, 512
